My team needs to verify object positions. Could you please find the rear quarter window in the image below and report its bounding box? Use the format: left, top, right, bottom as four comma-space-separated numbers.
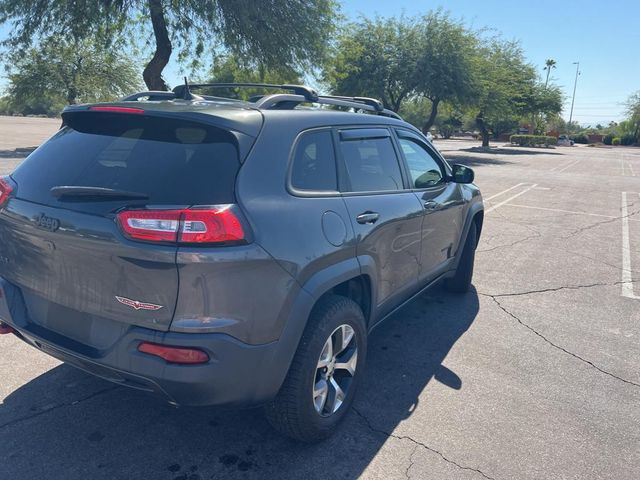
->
290, 130, 337, 192
12, 113, 240, 208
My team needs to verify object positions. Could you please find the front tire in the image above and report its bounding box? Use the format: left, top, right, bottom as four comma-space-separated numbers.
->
445, 221, 477, 293
265, 295, 367, 442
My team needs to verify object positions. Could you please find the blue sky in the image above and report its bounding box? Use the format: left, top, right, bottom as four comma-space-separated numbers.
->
1, 0, 638, 125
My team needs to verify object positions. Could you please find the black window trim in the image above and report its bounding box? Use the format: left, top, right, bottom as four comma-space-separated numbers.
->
286, 126, 341, 198
393, 128, 451, 191
336, 126, 412, 196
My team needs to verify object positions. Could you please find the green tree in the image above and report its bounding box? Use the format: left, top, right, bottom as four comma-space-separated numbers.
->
324, 12, 478, 133
3, 37, 141, 116
323, 16, 421, 112
471, 39, 561, 146
413, 11, 478, 133
0, 0, 337, 90
626, 91, 640, 140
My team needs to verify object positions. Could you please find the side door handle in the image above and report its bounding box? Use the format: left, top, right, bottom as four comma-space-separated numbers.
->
424, 201, 440, 210
356, 211, 380, 224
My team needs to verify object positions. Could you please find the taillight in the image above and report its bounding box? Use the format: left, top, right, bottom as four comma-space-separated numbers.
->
0, 176, 14, 208
138, 342, 209, 364
0, 323, 15, 335
117, 205, 246, 245
89, 106, 144, 114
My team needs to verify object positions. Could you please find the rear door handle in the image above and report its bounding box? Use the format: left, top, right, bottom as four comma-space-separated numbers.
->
424, 201, 440, 210
356, 211, 380, 224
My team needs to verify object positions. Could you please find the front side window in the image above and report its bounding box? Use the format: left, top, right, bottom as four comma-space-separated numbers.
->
339, 135, 403, 193
398, 137, 445, 188
290, 130, 337, 191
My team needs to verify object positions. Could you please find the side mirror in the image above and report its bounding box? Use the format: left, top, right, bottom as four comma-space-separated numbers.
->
450, 164, 474, 184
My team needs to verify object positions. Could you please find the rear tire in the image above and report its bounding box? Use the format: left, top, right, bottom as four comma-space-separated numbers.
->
265, 295, 367, 442
445, 221, 477, 293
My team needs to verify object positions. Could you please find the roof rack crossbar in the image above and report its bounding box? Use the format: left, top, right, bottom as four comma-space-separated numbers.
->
322, 95, 385, 112
172, 83, 319, 103
255, 93, 402, 120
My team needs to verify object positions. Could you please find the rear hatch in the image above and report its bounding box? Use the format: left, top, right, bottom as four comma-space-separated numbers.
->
0, 107, 255, 350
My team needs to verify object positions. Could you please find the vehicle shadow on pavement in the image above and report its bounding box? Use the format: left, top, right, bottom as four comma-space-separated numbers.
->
0, 285, 479, 480
0, 147, 37, 158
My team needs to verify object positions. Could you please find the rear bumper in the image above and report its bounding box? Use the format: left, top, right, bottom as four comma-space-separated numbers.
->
0, 277, 289, 407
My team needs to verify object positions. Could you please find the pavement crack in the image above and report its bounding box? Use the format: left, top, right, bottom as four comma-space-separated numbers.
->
352, 407, 497, 480
480, 280, 638, 298
405, 445, 418, 479
478, 232, 541, 253
483, 294, 640, 388
0, 385, 119, 430
560, 206, 640, 239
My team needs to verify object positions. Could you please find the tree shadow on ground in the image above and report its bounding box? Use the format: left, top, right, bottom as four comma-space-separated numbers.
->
0, 285, 480, 480
0, 147, 37, 159
461, 146, 564, 156
444, 154, 514, 167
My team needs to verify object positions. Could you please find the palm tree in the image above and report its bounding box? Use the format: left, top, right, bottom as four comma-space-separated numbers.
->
544, 58, 557, 87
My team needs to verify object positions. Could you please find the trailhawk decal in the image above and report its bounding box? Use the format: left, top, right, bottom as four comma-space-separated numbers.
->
115, 296, 164, 311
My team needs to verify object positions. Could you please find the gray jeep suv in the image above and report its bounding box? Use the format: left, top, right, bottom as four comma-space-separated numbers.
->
0, 83, 483, 441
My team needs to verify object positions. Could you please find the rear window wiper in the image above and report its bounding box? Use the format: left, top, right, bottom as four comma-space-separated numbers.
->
50, 186, 149, 200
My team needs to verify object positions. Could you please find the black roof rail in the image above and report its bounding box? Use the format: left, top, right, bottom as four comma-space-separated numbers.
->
172, 83, 319, 103
122, 91, 176, 101
255, 93, 403, 120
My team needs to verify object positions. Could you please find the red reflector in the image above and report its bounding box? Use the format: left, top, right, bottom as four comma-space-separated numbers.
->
117, 206, 245, 245
89, 106, 144, 114
0, 176, 13, 208
138, 342, 209, 364
0, 323, 15, 335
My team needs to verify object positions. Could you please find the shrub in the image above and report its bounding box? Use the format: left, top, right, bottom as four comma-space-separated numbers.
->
509, 135, 557, 147
620, 134, 637, 146
612, 137, 621, 146
571, 133, 590, 144
603, 133, 614, 145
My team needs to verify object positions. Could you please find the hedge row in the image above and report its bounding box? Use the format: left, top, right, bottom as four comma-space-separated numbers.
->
510, 135, 557, 147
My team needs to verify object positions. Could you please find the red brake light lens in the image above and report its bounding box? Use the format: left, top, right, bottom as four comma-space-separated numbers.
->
180, 207, 245, 243
0, 176, 14, 208
117, 206, 246, 245
89, 106, 144, 114
0, 322, 16, 335
138, 342, 209, 364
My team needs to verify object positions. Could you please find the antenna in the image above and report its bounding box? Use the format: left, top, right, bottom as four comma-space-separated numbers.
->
182, 77, 194, 100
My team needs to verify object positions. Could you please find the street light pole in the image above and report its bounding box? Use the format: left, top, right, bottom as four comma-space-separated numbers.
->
568, 61, 580, 130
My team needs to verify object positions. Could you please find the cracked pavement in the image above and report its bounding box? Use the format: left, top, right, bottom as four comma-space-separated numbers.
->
1, 120, 640, 479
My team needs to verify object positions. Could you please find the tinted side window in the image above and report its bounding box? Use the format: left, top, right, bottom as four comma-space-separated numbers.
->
339, 136, 403, 192
290, 130, 337, 191
398, 137, 444, 188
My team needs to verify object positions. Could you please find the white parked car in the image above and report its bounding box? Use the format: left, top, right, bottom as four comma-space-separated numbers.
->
557, 135, 574, 146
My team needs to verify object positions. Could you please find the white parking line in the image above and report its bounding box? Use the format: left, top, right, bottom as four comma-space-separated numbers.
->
621, 192, 640, 300
485, 184, 538, 213
554, 159, 581, 173
484, 183, 527, 201
504, 203, 639, 221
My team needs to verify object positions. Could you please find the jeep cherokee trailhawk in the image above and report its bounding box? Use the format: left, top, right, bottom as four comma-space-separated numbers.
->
0, 83, 483, 441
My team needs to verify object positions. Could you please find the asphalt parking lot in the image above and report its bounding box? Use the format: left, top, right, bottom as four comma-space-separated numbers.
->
1, 115, 639, 480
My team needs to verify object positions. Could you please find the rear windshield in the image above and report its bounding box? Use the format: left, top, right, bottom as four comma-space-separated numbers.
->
12, 113, 240, 208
